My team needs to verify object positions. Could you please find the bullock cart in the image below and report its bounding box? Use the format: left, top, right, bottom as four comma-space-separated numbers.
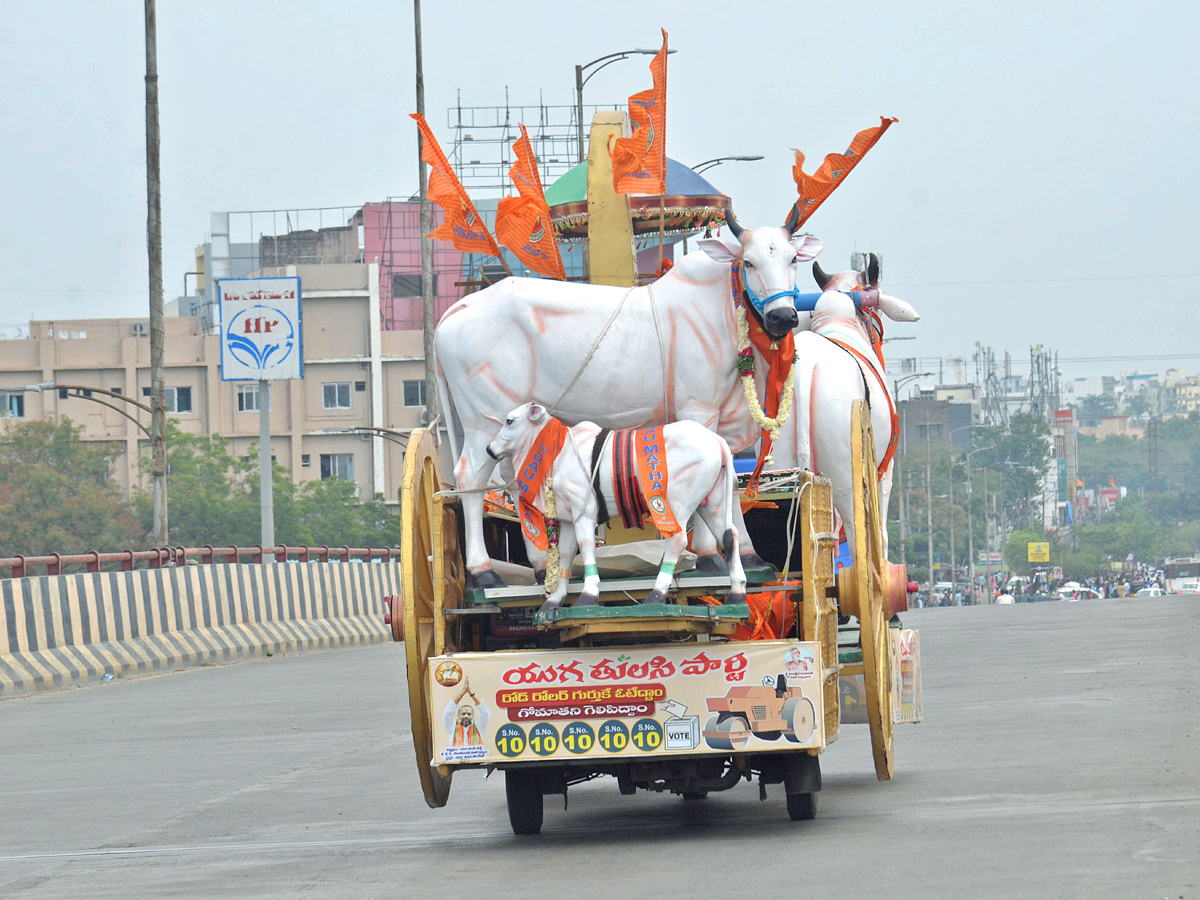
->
392, 398, 915, 833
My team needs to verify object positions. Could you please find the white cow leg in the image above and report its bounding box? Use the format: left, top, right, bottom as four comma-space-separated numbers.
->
696, 505, 746, 606
457, 448, 506, 591
689, 518, 728, 574
645, 532, 687, 605
538, 524, 577, 614
573, 519, 601, 607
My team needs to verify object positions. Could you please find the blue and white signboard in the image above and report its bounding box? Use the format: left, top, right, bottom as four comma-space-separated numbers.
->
218, 277, 303, 381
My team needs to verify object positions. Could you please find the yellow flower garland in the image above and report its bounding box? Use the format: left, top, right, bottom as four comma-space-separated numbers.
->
543, 475, 559, 595
736, 306, 796, 465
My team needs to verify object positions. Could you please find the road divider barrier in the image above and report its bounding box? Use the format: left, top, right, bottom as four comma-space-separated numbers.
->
0, 560, 397, 698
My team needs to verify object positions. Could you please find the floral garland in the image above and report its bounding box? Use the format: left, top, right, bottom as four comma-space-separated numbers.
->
543, 475, 560, 595
735, 305, 797, 465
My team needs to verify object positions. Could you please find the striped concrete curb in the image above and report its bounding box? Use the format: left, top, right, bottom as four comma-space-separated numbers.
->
1, 562, 397, 699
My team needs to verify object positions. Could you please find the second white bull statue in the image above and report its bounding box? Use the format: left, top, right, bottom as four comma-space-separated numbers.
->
486, 402, 748, 615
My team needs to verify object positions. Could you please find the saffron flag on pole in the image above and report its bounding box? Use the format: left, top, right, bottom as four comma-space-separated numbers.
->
495, 124, 566, 280
410, 113, 503, 258
609, 29, 668, 195
783, 116, 898, 231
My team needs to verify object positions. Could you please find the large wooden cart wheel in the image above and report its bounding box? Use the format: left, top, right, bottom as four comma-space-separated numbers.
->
401, 427, 460, 808
836, 400, 895, 781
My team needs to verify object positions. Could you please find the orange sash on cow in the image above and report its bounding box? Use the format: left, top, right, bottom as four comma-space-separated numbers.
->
516, 418, 568, 550
635, 426, 681, 537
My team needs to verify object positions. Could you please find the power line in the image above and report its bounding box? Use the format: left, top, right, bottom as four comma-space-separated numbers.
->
893, 272, 1200, 288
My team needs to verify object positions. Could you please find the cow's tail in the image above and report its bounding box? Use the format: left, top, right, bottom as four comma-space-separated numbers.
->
718, 436, 738, 567
434, 347, 462, 466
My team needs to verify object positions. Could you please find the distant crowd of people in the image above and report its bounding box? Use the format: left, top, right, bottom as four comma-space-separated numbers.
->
916, 565, 1166, 607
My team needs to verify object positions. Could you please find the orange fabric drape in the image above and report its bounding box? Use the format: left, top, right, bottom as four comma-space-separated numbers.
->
784, 116, 898, 229
495, 124, 566, 280
609, 29, 668, 195
732, 582, 801, 641
411, 113, 503, 258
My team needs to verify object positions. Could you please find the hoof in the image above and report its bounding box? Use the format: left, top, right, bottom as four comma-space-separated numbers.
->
467, 569, 507, 590
575, 591, 600, 608
537, 598, 564, 616
534, 568, 547, 585
727, 591, 747, 606
644, 589, 669, 605
694, 555, 729, 575
740, 552, 775, 572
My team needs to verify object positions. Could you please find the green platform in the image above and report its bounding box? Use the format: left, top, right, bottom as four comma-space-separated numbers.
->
534, 601, 750, 628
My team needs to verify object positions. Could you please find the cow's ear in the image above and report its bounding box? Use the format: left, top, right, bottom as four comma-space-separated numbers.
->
697, 239, 739, 264
527, 403, 547, 423
790, 233, 824, 262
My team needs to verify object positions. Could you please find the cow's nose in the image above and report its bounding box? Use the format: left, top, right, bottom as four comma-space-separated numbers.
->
764, 306, 799, 338
486, 444, 499, 460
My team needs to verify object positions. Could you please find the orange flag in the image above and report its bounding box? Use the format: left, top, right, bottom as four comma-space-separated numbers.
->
784, 116, 898, 231
410, 113, 503, 258
609, 29, 668, 195
495, 124, 566, 280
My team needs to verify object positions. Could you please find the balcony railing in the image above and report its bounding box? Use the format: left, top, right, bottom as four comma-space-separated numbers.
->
0, 545, 398, 578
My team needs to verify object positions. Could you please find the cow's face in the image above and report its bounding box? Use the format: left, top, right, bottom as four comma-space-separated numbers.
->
486, 402, 546, 461
812, 254, 921, 323
699, 226, 823, 340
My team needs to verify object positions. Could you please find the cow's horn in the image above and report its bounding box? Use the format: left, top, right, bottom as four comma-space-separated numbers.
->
783, 204, 800, 236
867, 252, 881, 287
813, 260, 833, 290
725, 210, 744, 240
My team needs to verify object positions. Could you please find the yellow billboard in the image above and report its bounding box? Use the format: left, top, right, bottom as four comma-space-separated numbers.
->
1027, 541, 1051, 563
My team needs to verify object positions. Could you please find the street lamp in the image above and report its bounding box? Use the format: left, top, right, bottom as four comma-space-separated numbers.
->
23, 382, 166, 544
892, 371, 933, 571
925, 402, 949, 598
965, 445, 994, 603
946, 423, 987, 588
575, 48, 676, 164
690, 155, 764, 174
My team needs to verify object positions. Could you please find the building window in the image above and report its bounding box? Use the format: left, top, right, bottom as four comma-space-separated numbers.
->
301, 454, 311, 468
354, 381, 366, 392
237, 383, 270, 412
403, 380, 427, 407
0, 392, 24, 418
323, 382, 351, 410
391, 273, 425, 297
165, 387, 192, 413
918, 424, 942, 439
320, 453, 354, 481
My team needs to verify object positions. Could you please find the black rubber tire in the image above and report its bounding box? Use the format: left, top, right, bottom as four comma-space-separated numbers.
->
505, 770, 544, 835
786, 791, 818, 821
680, 791, 708, 800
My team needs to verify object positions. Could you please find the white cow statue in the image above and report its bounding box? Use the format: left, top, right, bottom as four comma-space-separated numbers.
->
772, 254, 920, 559
436, 213, 822, 589
486, 402, 747, 614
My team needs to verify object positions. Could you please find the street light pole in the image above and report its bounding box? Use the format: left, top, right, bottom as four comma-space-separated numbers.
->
965, 445, 993, 604
690, 155, 764, 174
144, 0, 167, 547
925, 402, 948, 600
891, 371, 933, 571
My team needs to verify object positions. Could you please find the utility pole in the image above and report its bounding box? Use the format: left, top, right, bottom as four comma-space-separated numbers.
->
145, 0, 168, 547
414, 0, 438, 425
925, 403, 948, 598
948, 451, 956, 592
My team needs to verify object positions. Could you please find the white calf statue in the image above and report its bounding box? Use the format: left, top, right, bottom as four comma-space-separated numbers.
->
486, 402, 748, 615
772, 255, 920, 560
436, 213, 822, 590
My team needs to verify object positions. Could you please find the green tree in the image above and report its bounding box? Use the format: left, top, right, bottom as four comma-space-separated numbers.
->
0, 418, 143, 555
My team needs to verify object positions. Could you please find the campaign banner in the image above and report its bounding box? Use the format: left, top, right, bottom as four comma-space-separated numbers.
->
838, 628, 923, 725
218, 277, 303, 381
428, 640, 824, 766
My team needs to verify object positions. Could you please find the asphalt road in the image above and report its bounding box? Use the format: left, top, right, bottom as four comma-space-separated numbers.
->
1, 597, 1197, 899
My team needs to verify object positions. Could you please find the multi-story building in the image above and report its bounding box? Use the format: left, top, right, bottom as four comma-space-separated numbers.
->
0, 260, 440, 506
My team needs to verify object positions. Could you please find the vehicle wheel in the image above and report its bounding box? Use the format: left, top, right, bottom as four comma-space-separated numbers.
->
704, 713, 750, 751
505, 770, 544, 835
781, 696, 817, 744
681, 791, 708, 800
786, 791, 817, 821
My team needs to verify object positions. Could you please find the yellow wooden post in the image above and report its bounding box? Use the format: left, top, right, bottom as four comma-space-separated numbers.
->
585, 111, 637, 287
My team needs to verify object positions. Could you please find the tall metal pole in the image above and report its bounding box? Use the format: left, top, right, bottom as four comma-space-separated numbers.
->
967, 472, 975, 603
145, 0, 168, 547
575, 64, 585, 165
258, 382, 274, 547
948, 451, 956, 593
414, 0, 438, 424
983, 464, 991, 602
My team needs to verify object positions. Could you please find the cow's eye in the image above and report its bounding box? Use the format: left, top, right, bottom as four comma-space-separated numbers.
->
505, 417, 513, 425
744, 260, 755, 269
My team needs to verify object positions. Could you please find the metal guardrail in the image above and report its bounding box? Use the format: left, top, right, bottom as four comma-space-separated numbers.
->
0, 545, 398, 578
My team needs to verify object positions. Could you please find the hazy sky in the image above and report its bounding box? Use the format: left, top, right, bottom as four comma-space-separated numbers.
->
2, 1, 1196, 386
